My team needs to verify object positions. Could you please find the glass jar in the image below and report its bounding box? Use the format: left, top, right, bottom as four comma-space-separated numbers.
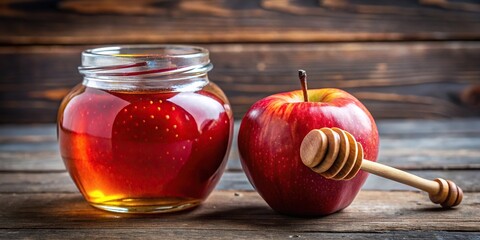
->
57, 45, 233, 213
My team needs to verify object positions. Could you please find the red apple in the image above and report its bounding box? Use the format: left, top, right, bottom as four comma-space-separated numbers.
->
238, 71, 379, 216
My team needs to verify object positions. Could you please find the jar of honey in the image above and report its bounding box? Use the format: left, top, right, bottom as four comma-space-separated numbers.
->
57, 45, 233, 213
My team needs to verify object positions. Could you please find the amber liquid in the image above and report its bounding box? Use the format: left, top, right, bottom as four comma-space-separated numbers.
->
58, 86, 232, 213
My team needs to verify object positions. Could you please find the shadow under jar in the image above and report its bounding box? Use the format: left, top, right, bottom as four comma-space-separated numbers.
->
57, 45, 233, 213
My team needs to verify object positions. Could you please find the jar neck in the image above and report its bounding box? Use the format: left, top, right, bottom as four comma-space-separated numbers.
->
82, 75, 209, 92
78, 45, 212, 91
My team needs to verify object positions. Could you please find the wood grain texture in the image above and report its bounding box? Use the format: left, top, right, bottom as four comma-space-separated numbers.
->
2, 120, 479, 172
1, 42, 480, 123
1, 191, 479, 232
2, 170, 479, 193
2, 229, 479, 240
1, 120, 477, 196
1, 0, 480, 44
1, 1, 479, 237
0, 123, 479, 238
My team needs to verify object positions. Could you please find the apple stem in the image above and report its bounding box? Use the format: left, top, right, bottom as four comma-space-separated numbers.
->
298, 69, 309, 102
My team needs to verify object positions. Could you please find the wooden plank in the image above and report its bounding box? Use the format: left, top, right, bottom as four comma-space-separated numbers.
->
1, 0, 480, 44
1, 136, 479, 171
377, 119, 480, 136
0, 151, 64, 172
362, 171, 479, 191
221, 170, 480, 192
0, 124, 57, 137
1, 43, 480, 122
0, 170, 478, 193
219, 170, 480, 192
1, 229, 478, 240
1, 120, 480, 172
377, 137, 480, 169
0, 172, 74, 193
0, 191, 478, 232
213, 43, 480, 119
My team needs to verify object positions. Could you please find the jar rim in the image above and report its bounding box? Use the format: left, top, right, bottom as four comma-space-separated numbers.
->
82, 45, 209, 62
79, 45, 212, 91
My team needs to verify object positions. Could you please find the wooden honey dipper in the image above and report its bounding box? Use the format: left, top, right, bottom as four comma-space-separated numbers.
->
300, 127, 463, 208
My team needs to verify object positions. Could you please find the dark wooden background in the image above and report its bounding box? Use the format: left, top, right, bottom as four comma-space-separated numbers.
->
1, 0, 480, 123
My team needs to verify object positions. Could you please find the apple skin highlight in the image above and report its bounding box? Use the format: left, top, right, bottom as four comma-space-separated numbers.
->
238, 88, 379, 216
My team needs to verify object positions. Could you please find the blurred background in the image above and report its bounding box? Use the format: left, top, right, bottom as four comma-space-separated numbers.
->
0, 0, 479, 123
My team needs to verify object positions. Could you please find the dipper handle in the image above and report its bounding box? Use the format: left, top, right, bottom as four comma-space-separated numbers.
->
300, 128, 463, 208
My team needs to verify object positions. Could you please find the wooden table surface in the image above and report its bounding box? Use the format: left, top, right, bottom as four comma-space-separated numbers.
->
1, 119, 479, 239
